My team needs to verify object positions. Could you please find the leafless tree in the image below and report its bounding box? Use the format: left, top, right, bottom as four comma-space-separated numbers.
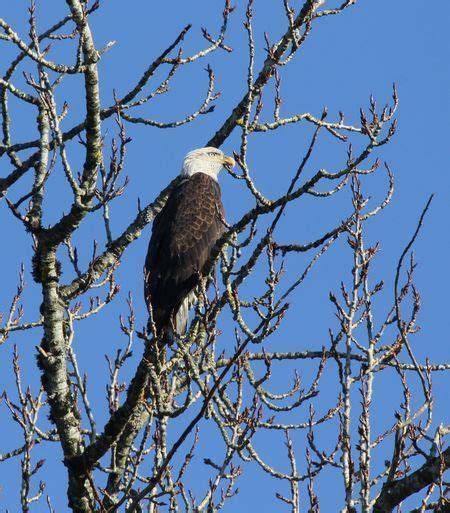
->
0, 1, 448, 512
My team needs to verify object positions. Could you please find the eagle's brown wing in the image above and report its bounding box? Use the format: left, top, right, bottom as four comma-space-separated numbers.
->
144, 172, 225, 333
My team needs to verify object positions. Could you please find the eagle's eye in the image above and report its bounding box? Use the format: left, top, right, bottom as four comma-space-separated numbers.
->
207, 151, 219, 157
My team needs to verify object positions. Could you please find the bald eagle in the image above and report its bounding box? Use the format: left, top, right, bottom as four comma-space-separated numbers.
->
144, 147, 235, 340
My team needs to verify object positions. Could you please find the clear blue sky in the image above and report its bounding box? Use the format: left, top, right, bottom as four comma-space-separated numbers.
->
0, 1, 449, 511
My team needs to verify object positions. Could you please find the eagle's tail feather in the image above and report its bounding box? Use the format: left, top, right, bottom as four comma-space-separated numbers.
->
166, 291, 197, 344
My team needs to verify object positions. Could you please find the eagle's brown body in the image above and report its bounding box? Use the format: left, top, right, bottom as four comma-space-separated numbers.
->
144, 172, 225, 337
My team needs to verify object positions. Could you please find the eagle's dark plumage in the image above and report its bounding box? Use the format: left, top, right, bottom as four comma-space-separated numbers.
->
144, 147, 234, 340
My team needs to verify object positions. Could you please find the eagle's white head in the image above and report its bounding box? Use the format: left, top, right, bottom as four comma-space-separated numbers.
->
181, 147, 235, 181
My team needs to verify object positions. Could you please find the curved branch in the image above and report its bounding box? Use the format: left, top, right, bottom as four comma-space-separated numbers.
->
373, 448, 450, 512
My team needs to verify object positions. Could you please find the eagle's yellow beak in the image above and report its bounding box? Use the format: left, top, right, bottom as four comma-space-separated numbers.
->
222, 154, 235, 171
